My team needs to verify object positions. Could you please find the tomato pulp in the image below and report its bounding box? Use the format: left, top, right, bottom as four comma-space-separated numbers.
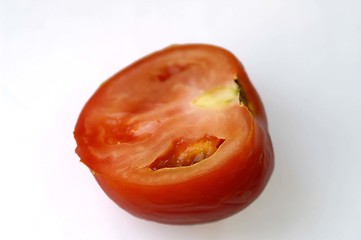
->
74, 44, 274, 224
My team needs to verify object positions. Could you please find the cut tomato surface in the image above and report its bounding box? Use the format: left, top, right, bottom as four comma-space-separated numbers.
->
74, 44, 274, 224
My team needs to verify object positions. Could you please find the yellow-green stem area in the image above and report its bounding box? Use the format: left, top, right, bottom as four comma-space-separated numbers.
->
192, 82, 240, 109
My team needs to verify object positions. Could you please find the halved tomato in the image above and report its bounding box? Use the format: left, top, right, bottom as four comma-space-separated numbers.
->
74, 44, 274, 224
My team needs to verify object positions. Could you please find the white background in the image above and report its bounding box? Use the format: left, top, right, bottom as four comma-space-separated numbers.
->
1, 0, 361, 239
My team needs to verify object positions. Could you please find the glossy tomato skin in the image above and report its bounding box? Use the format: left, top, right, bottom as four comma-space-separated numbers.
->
74, 44, 274, 224
94, 121, 273, 224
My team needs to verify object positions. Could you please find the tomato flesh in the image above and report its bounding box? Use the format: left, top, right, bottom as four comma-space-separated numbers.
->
74, 44, 274, 224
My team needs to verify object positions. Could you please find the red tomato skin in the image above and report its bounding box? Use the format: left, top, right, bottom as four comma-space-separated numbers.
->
94, 121, 273, 224
74, 44, 274, 224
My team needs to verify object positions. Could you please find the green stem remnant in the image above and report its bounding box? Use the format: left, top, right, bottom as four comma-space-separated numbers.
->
233, 78, 249, 107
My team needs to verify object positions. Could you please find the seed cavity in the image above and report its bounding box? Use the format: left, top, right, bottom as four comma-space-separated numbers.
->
149, 135, 225, 171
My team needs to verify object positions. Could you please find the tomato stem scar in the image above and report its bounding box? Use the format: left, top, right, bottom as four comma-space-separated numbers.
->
233, 77, 248, 107
234, 77, 253, 113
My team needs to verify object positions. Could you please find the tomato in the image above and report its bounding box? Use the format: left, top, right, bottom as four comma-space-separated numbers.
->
74, 44, 274, 224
